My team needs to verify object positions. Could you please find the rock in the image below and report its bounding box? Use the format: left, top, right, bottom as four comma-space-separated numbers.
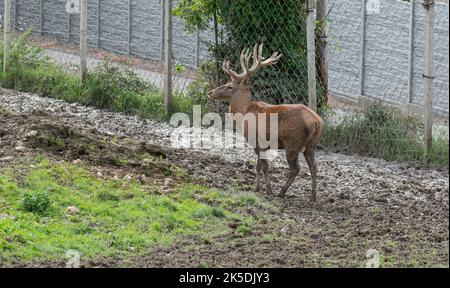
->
140, 142, 167, 158
96, 171, 103, 178
67, 206, 80, 214
15, 146, 27, 152
0, 213, 10, 220
137, 174, 147, 184
141, 158, 152, 168
72, 159, 82, 164
0, 156, 14, 162
26, 130, 38, 137
123, 174, 132, 181
164, 178, 172, 187
280, 226, 289, 234
228, 219, 241, 229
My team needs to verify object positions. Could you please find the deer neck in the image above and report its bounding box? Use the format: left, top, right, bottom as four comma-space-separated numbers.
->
229, 89, 251, 114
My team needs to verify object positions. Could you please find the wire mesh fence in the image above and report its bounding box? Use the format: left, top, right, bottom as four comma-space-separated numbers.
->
0, 0, 448, 166
206, 0, 326, 107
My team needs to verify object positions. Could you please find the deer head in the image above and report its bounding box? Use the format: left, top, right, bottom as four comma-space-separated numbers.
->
207, 43, 282, 103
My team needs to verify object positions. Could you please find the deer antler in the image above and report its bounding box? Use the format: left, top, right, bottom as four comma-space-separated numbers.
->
245, 43, 282, 75
222, 43, 282, 82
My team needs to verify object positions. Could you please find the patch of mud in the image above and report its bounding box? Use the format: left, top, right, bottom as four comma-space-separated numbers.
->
0, 108, 181, 186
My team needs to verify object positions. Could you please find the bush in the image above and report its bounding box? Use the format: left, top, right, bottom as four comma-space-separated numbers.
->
21, 191, 52, 215
0, 32, 208, 121
321, 103, 449, 168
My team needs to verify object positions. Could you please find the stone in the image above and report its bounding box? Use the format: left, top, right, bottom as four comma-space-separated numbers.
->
67, 206, 80, 214
0, 156, 14, 162
15, 146, 27, 152
26, 130, 38, 137
164, 178, 172, 187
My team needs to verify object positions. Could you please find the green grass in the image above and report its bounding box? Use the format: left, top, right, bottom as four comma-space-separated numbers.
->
0, 31, 210, 121
0, 157, 250, 265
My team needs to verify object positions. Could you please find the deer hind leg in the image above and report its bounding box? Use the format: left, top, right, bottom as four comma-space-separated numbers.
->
303, 148, 317, 202
278, 150, 300, 198
255, 158, 262, 192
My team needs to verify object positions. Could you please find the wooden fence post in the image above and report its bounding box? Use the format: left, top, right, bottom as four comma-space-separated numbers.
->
306, 0, 317, 112
128, 0, 132, 55
13, 0, 17, 28
423, 0, 435, 161
80, 0, 87, 82
407, 0, 415, 104
195, 26, 200, 68
97, 0, 100, 48
164, 0, 173, 111
316, 0, 328, 104
160, 0, 165, 62
358, 0, 367, 96
40, 0, 44, 35
3, 0, 12, 73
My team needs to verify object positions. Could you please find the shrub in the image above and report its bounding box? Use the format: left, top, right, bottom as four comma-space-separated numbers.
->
21, 191, 52, 215
0, 32, 209, 121
320, 103, 449, 168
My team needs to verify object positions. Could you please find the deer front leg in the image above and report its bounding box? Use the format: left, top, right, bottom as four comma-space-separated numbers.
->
278, 150, 300, 198
260, 158, 272, 194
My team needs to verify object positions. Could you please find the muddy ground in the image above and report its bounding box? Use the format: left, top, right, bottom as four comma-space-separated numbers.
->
0, 90, 448, 267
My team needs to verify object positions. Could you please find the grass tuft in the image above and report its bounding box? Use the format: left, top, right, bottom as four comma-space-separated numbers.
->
321, 103, 448, 168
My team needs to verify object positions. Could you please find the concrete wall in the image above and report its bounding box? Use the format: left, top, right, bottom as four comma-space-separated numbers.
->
1, 0, 448, 113
328, 0, 449, 113
0, 0, 210, 67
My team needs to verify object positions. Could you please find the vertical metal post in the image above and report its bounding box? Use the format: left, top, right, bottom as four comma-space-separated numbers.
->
3, 0, 12, 73
306, 0, 317, 112
164, 0, 173, 111
80, 0, 87, 82
13, 0, 17, 28
316, 0, 328, 104
195, 26, 200, 68
213, 2, 220, 85
67, 11, 71, 42
128, 0, 132, 55
160, 0, 165, 61
407, 0, 415, 103
40, 0, 43, 35
358, 0, 367, 96
423, 0, 435, 161
97, 0, 100, 48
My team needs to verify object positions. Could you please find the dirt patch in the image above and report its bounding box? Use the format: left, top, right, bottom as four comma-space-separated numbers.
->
0, 93, 448, 267
0, 108, 182, 187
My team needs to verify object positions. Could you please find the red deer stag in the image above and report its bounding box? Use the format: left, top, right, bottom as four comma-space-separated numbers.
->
207, 43, 324, 201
